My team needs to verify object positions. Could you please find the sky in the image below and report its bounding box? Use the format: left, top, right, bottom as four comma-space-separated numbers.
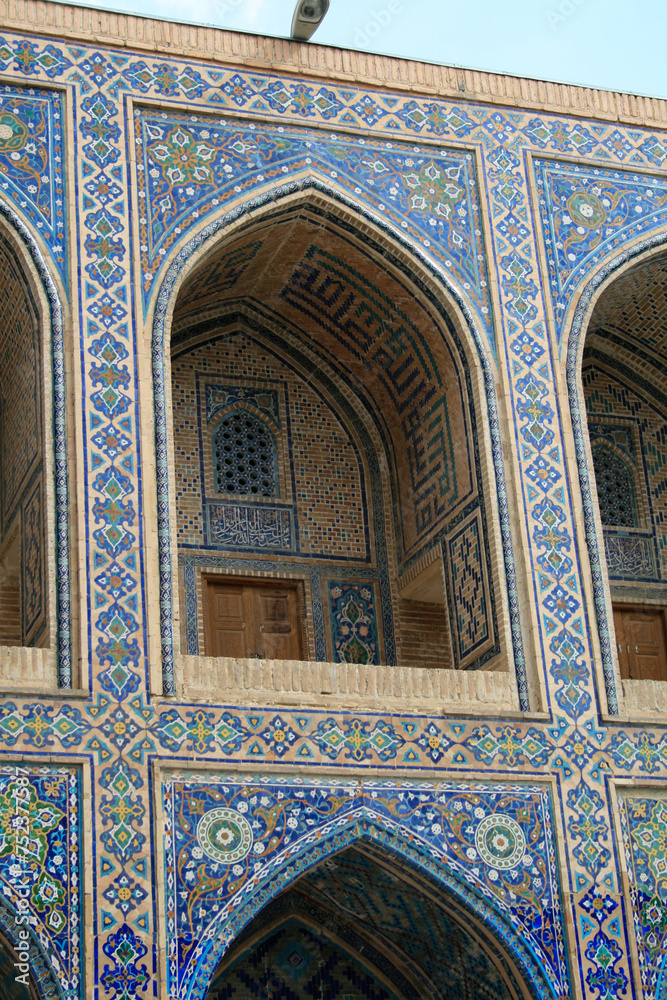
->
61, 0, 667, 100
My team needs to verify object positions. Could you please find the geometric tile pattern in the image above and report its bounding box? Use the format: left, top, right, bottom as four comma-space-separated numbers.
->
448, 511, 493, 666
4, 19, 667, 1000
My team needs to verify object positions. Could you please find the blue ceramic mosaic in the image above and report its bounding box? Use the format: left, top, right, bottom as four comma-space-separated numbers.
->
3, 20, 667, 1000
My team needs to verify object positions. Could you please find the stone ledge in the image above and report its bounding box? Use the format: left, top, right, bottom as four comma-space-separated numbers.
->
178, 653, 518, 713
622, 677, 667, 716
0, 645, 57, 690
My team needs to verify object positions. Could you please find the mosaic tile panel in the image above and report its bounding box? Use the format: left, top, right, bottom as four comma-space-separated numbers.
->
135, 108, 493, 345
21, 477, 46, 644
326, 580, 380, 665
619, 794, 667, 1000
535, 158, 667, 347
7, 21, 667, 1000
0, 83, 66, 287
0, 763, 81, 1000
162, 772, 568, 1000
447, 509, 495, 668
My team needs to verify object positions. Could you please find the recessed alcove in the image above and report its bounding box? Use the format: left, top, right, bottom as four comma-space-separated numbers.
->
204, 843, 533, 1000
580, 253, 667, 716
165, 197, 519, 709
0, 223, 60, 691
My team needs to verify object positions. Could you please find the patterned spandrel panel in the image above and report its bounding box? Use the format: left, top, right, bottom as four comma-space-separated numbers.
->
0, 763, 82, 1000
0, 84, 67, 287
619, 794, 667, 1000
534, 158, 667, 347
162, 772, 569, 1000
134, 108, 493, 346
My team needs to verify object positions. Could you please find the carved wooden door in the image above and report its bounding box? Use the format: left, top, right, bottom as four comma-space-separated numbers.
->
206, 579, 302, 660
614, 605, 667, 681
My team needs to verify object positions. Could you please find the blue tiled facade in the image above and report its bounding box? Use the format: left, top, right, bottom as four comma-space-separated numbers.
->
1, 11, 667, 998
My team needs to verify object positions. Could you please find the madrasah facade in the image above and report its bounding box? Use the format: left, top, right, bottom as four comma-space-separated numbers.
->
0, 3, 665, 997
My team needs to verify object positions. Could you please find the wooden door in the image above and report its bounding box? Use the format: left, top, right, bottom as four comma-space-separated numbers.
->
614, 605, 667, 681
206, 579, 302, 660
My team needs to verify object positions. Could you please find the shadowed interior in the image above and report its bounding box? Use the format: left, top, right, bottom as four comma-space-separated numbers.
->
171, 202, 504, 672
205, 843, 532, 1000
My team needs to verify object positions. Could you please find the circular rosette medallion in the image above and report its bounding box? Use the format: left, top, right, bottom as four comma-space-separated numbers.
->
196, 807, 254, 864
0, 113, 28, 152
474, 814, 526, 870
566, 190, 606, 229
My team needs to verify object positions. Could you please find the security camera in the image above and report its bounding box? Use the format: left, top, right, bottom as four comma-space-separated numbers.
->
291, 0, 330, 40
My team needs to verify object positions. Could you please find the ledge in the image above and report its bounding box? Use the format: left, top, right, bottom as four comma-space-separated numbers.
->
177, 653, 519, 714
622, 677, 667, 719
0, 644, 58, 691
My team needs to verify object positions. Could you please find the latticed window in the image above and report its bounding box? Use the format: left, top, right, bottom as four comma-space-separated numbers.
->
591, 443, 638, 528
213, 410, 278, 497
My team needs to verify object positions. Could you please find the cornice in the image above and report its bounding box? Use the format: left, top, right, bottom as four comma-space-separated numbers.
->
1, 0, 667, 129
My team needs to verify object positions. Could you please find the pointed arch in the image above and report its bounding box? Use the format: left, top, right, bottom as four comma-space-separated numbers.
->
150, 182, 526, 704
0, 893, 60, 999
0, 196, 72, 686
178, 816, 561, 1000
565, 229, 667, 714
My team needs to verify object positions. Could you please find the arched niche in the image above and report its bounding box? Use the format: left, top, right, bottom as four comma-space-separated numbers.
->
571, 249, 667, 712
152, 193, 525, 705
204, 843, 540, 1000
0, 899, 60, 1000
0, 204, 74, 689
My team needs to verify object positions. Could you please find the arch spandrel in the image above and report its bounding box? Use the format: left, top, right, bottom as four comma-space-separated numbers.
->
161, 771, 568, 1000
134, 107, 495, 360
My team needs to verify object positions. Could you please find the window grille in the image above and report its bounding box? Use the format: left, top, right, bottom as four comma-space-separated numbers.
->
213, 410, 278, 497
591, 443, 638, 528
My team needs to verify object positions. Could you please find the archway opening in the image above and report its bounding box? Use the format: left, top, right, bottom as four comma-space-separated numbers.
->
0, 926, 39, 1000
168, 199, 510, 679
581, 253, 667, 686
204, 843, 534, 1000
0, 229, 49, 649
